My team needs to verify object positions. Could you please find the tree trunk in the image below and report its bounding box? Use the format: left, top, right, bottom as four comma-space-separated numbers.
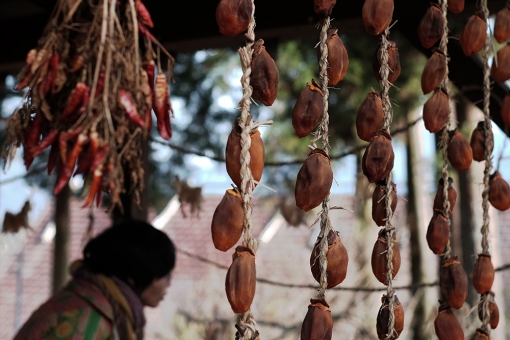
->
53, 183, 70, 293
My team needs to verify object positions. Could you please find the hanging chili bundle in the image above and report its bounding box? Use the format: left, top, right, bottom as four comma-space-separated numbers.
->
3, 0, 175, 209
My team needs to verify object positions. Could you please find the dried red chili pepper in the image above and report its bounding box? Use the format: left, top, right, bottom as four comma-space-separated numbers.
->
427, 211, 449, 254
357, 91, 384, 142
31, 49, 49, 75
58, 128, 81, 164
422, 50, 447, 95
138, 21, 156, 43
23, 113, 44, 170
154, 73, 172, 140
310, 230, 348, 288
54, 133, 88, 195
250, 39, 279, 106
145, 60, 156, 91
362, 0, 394, 36
448, 0, 464, 14
39, 53, 59, 95
460, 15, 487, 56
135, 0, 153, 28
74, 131, 99, 176
47, 141, 59, 175
60, 82, 89, 119
489, 172, 510, 211
216, 0, 253, 37
90, 146, 109, 172
94, 72, 105, 98
30, 129, 59, 158
491, 44, 510, 84
119, 88, 146, 129
83, 168, 103, 208
301, 299, 333, 340
68, 54, 85, 73
418, 5, 444, 49
495, 7, 510, 44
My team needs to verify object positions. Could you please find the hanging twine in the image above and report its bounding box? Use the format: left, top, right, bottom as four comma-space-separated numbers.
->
314, 16, 333, 300
479, 0, 494, 335
439, 0, 453, 261
377, 27, 396, 340
235, 1, 259, 338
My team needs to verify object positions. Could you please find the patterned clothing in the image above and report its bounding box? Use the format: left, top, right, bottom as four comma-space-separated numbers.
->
13, 261, 145, 340
14, 278, 114, 340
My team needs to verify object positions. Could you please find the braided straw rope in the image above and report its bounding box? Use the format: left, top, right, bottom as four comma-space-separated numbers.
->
378, 27, 396, 340
235, 1, 259, 338
439, 0, 453, 261
314, 16, 333, 300
479, 0, 494, 335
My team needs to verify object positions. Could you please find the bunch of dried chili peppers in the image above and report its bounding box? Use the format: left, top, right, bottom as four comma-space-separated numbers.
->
2, 0, 174, 209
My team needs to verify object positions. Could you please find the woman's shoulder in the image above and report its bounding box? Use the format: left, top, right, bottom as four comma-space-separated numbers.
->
14, 279, 114, 340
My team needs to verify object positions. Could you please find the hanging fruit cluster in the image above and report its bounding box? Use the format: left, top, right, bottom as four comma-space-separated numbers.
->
419, 1, 469, 338
2, 0, 175, 208
213, 0, 278, 338
361, 0, 404, 338
471, 2, 501, 338
293, 1, 350, 339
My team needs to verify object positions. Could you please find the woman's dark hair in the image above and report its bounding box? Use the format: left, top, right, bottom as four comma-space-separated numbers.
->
83, 219, 176, 291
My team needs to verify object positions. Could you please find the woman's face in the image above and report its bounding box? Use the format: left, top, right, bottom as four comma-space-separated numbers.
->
139, 272, 172, 307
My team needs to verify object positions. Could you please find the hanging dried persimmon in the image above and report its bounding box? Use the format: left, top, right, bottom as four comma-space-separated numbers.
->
301, 299, 333, 340
427, 212, 449, 255
362, 130, 395, 183
251, 39, 279, 106
460, 15, 487, 56
434, 306, 464, 340
440, 256, 468, 309
421, 50, 447, 95
495, 7, 510, 44
216, 0, 253, 36
292, 80, 324, 138
362, 0, 394, 36
418, 5, 445, 49
448, 0, 464, 14
433, 177, 457, 214
310, 230, 348, 288
447, 130, 473, 172
295, 148, 333, 212
356, 91, 384, 142
472, 254, 494, 294
478, 301, 500, 329
371, 180, 397, 227
423, 88, 449, 133
501, 92, 510, 126
488, 172, 510, 211
225, 246, 256, 313
371, 229, 400, 285
470, 121, 491, 162
225, 116, 265, 191
320, 28, 349, 86
376, 295, 404, 340
211, 189, 244, 252
491, 44, 510, 84
372, 41, 401, 83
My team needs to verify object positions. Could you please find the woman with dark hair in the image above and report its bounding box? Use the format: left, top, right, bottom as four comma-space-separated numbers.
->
14, 219, 176, 340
